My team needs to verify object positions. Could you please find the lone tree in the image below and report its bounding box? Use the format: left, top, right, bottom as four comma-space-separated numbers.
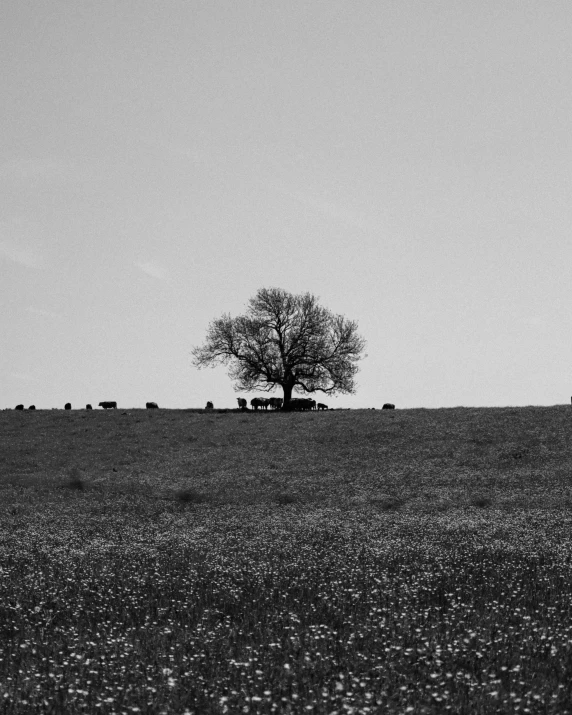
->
191, 287, 366, 408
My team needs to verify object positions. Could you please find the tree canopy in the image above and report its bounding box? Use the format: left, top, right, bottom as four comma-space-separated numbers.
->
191, 287, 366, 407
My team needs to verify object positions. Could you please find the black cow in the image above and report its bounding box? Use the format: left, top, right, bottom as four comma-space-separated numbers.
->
99, 401, 117, 409
15, 405, 24, 410
28, 405, 36, 410
205, 401, 214, 409
317, 403, 328, 410
288, 398, 315, 411
269, 397, 283, 410
146, 402, 159, 409
64, 403, 72, 410
382, 403, 395, 410
86, 404, 92, 410
237, 397, 247, 410
251, 397, 270, 410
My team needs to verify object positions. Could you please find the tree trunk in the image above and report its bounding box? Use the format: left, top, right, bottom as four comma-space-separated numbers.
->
282, 381, 294, 411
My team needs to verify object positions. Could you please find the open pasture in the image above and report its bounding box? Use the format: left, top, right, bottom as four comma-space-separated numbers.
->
2, 406, 572, 713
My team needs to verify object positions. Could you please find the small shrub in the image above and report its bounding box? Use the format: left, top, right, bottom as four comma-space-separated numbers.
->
369, 494, 403, 511
63, 475, 84, 491
275, 492, 298, 505
176, 488, 209, 505
470, 493, 493, 509
60, 467, 85, 491
497, 444, 533, 464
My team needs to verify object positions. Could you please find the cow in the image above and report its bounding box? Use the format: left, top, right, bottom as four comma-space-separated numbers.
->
146, 402, 159, 409
205, 401, 214, 409
15, 404, 24, 410
317, 403, 328, 410
382, 403, 395, 410
251, 397, 270, 410
237, 397, 247, 410
28, 405, 36, 410
269, 397, 283, 410
86, 404, 92, 410
99, 401, 117, 409
288, 398, 315, 411
64, 403, 72, 410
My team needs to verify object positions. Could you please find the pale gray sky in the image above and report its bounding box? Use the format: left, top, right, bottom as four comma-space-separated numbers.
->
2, 1, 571, 409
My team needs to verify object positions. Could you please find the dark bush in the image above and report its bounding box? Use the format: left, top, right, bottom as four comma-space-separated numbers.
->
470, 494, 493, 508
275, 492, 299, 505
176, 488, 209, 505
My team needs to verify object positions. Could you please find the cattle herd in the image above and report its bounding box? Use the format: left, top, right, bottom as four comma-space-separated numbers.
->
13, 401, 142, 411
240, 397, 329, 411
12, 399, 397, 411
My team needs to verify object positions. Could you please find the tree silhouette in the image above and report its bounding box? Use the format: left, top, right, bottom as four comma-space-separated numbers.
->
192, 287, 366, 408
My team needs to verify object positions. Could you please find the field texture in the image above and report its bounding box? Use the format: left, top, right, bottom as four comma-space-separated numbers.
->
1, 406, 572, 714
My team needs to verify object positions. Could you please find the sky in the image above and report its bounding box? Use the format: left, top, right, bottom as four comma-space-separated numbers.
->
1, 1, 571, 410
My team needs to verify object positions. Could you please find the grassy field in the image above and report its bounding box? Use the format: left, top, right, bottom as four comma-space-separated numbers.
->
1, 406, 572, 713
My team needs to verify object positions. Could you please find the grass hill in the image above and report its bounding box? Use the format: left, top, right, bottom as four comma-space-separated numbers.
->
2, 406, 572, 713
3, 405, 572, 514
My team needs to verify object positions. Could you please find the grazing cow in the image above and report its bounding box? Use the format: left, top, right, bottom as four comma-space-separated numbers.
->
86, 404, 92, 410
28, 405, 36, 410
237, 397, 247, 410
15, 404, 24, 410
317, 403, 328, 410
288, 398, 315, 411
269, 397, 283, 410
205, 401, 214, 409
65, 403, 72, 410
251, 397, 270, 410
99, 401, 117, 409
382, 403, 395, 410
146, 402, 159, 409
